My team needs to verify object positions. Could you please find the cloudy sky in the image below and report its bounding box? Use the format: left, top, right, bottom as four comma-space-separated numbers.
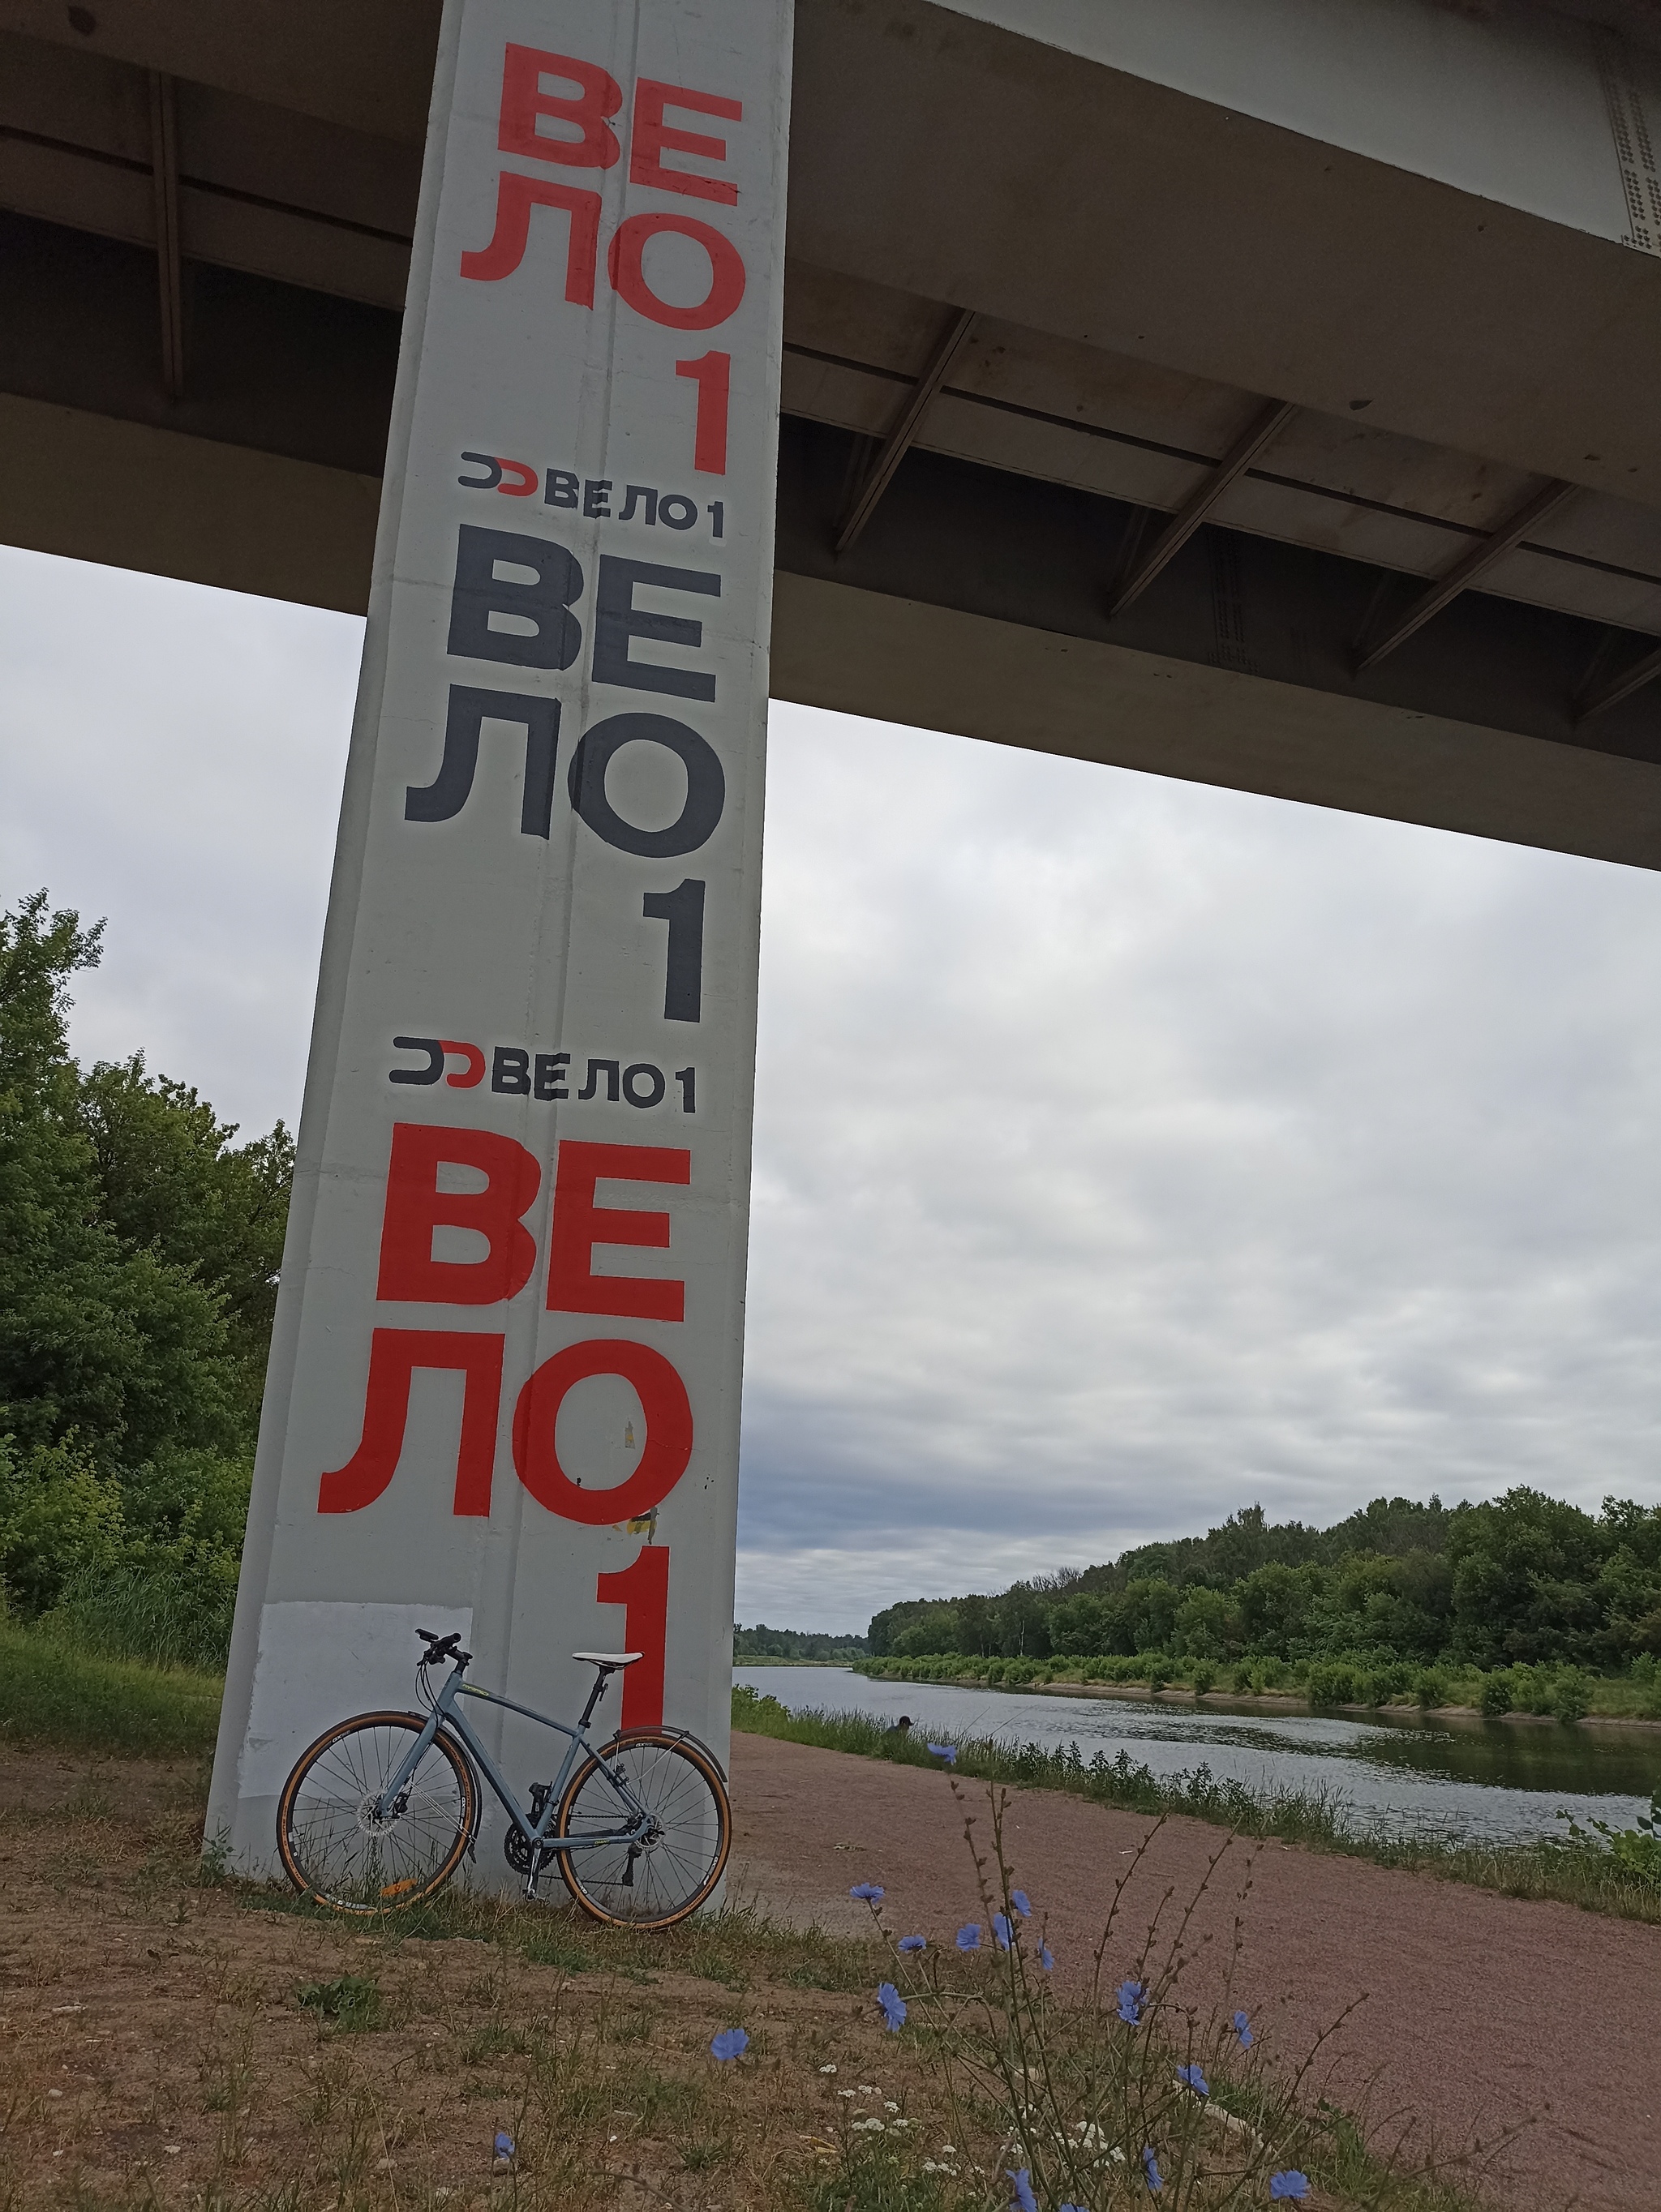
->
6, 542, 1661, 1632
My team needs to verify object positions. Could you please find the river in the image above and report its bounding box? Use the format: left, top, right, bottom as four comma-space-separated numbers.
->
733, 1665, 1661, 1845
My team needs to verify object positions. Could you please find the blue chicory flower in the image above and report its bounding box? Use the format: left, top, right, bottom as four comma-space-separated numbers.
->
493, 2131, 516, 2161
1268, 2175, 1310, 2201
1006, 2170, 1038, 2212
1233, 2008, 1254, 2049
1040, 1941, 1055, 1970
1011, 1889, 1032, 1918
993, 1911, 1013, 1950
1176, 2064, 1209, 2097
955, 1923, 981, 1951
849, 1882, 885, 1903
1141, 2145, 1163, 2193
710, 2028, 749, 2061
1116, 1978, 1148, 2026
897, 1934, 927, 1954
876, 1981, 907, 2031
927, 1742, 958, 1764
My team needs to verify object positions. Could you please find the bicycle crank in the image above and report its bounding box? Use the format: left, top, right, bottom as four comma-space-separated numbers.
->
503, 1783, 558, 1877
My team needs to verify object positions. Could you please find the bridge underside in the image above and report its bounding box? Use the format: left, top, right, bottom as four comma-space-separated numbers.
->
4, 0, 1661, 864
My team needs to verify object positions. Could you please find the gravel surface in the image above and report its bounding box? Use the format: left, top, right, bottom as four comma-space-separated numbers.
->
727, 1731, 1661, 2212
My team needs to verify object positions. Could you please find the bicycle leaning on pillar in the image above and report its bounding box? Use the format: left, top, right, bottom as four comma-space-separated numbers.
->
276, 1629, 731, 1929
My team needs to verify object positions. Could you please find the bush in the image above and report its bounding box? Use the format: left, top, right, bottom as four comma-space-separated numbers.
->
1479, 1669, 1514, 1717
1358, 1661, 1413, 1707
0, 1435, 123, 1612
1189, 1661, 1217, 1696
1307, 1661, 1363, 1708
1414, 1665, 1451, 1709
1553, 1667, 1591, 1727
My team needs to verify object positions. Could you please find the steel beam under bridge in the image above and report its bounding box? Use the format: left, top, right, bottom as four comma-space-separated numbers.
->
3, 0, 1661, 866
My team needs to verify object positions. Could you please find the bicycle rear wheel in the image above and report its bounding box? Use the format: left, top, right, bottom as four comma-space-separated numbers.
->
277, 1711, 477, 1914
556, 1730, 730, 1929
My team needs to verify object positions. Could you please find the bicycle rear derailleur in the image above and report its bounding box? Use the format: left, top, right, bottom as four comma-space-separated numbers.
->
503, 1782, 557, 1876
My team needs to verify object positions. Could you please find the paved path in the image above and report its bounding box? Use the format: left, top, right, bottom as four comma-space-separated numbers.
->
727, 1732, 1661, 2212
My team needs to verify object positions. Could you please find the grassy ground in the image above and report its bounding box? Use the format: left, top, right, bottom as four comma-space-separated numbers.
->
0, 1614, 222, 1757
0, 1750, 1504, 2211
732, 1689, 1661, 1927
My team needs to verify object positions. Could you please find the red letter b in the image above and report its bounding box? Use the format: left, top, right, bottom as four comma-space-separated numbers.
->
376, 1122, 541, 1305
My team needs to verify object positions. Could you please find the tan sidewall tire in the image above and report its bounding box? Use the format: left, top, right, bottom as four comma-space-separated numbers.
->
556, 1733, 732, 1931
277, 1710, 477, 1914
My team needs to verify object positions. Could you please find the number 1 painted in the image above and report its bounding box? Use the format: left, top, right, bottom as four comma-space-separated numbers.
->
596, 1544, 669, 1728
675, 351, 731, 474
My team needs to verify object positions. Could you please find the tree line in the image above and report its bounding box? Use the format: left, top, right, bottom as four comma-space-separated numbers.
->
0, 893, 291, 1667
732, 1623, 868, 1662
868, 1491, 1661, 1677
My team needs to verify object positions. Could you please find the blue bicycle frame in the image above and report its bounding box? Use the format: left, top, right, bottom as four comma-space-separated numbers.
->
376, 1655, 649, 1897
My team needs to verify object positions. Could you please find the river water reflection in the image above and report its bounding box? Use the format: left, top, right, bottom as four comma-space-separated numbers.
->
734, 1665, 1661, 1845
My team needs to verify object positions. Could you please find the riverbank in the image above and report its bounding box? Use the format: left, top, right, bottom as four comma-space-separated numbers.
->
730, 1730, 1661, 2212
732, 1686, 1661, 1924
853, 1653, 1661, 1729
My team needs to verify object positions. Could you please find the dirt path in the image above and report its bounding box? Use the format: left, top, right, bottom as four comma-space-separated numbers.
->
727, 1731, 1661, 2212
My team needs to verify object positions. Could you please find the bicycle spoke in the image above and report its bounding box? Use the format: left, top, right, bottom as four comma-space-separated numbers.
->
282, 1717, 471, 1911
560, 1738, 727, 1927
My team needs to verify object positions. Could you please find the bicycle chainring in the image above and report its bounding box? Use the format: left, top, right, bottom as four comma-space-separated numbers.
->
503, 1783, 558, 1876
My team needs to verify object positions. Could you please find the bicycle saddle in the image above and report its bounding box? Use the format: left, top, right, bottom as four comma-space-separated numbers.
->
571, 1651, 643, 1670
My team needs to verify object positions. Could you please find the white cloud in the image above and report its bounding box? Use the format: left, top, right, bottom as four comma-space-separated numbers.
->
0, 544, 360, 1137
736, 705, 1661, 1627
6, 547, 1660, 1640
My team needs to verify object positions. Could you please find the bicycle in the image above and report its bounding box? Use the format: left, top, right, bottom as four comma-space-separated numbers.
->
276, 1628, 732, 1928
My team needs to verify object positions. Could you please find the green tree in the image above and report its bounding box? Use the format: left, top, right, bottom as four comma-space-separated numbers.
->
1048, 1592, 1118, 1657
1118, 1577, 1180, 1654
1445, 1488, 1607, 1668
1320, 1550, 1452, 1661
79, 1055, 292, 1424
1234, 1560, 1327, 1657
0, 891, 290, 1627
995, 1582, 1053, 1657
892, 1602, 960, 1657
1172, 1582, 1241, 1660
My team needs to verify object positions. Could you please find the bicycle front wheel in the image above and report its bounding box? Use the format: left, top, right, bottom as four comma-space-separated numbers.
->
556, 1730, 731, 1930
277, 1711, 477, 1914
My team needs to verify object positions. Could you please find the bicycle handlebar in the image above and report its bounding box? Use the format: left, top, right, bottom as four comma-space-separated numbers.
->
416, 1629, 470, 1668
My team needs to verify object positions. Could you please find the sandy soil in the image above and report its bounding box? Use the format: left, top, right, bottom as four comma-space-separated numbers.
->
727, 1732, 1661, 2212
0, 1751, 938, 2209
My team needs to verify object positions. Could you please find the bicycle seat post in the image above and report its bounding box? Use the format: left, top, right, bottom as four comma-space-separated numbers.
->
577, 1663, 612, 1732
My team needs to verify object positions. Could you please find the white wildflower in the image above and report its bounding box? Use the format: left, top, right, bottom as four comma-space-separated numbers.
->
819, 2064, 838, 2074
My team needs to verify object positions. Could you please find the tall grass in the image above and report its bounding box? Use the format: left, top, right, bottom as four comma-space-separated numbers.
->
835, 1784, 1507, 2212
45, 1552, 238, 1672
732, 1686, 1661, 1925
0, 1610, 222, 1756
